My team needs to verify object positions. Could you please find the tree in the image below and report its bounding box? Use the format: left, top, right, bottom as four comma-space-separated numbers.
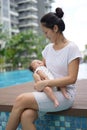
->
5, 30, 48, 69
83, 44, 87, 62
0, 24, 9, 71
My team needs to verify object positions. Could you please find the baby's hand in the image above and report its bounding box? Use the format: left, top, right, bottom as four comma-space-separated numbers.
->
34, 80, 48, 91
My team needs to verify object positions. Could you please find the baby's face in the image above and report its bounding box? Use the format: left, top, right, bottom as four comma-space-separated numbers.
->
31, 60, 44, 70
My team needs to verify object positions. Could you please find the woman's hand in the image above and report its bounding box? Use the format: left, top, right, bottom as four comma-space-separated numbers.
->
34, 80, 49, 91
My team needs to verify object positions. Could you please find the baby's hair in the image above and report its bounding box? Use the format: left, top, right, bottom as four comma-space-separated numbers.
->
28, 65, 34, 72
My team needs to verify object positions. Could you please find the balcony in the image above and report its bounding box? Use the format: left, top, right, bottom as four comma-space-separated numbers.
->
10, 10, 19, 17
19, 22, 38, 27
45, 0, 54, 3
18, 6, 38, 12
11, 18, 19, 24
19, 14, 38, 20
10, 2, 18, 8
11, 28, 19, 33
16, 0, 37, 4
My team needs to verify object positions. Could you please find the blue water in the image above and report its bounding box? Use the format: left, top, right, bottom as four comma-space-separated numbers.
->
0, 69, 34, 88
0, 63, 87, 88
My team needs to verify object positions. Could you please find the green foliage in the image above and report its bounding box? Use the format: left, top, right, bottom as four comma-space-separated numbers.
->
0, 25, 9, 67
83, 55, 87, 62
0, 57, 5, 64
0, 24, 8, 40
4, 30, 48, 69
85, 44, 87, 49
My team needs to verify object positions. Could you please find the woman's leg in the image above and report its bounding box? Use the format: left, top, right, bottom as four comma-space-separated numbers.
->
21, 109, 38, 130
6, 92, 38, 130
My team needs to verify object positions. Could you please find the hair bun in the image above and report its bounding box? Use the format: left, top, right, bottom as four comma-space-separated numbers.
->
55, 7, 64, 18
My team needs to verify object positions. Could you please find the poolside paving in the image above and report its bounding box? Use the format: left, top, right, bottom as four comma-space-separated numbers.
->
0, 79, 87, 117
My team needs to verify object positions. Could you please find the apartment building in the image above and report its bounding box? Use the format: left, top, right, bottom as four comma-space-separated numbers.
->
10, 0, 19, 35
16, 0, 38, 33
0, 0, 11, 35
0, 0, 54, 36
37, 0, 54, 29
0, 0, 19, 36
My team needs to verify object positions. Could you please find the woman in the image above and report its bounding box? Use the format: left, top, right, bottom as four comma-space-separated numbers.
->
6, 7, 82, 130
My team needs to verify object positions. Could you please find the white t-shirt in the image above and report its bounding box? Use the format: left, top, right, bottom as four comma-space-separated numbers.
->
42, 42, 82, 90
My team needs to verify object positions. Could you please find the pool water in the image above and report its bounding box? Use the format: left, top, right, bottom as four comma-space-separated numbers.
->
0, 69, 34, 88
0, 63, 87, 88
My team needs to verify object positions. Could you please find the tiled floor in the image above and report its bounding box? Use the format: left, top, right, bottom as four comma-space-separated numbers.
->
1, 112, 87, 130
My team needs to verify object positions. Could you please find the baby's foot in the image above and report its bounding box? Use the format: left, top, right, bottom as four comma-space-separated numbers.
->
64, 93, 70, 99
54, 100, 59, 108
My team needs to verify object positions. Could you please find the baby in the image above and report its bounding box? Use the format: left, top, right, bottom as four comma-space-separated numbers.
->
29, 59, 69, 107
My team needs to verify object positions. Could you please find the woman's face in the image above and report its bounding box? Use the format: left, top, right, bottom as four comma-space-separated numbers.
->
41, 24, 57, 43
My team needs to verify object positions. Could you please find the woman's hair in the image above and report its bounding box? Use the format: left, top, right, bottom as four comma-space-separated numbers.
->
40, 7, 65, 32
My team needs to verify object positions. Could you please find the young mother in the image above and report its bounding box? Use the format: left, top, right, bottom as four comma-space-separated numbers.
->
6, 7, 82, 130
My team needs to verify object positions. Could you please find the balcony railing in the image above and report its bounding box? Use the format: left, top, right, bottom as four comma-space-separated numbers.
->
18, 6, 38, 12
16, 0, 37, 4
19, 14, 38, 20
19, 22, 38, 27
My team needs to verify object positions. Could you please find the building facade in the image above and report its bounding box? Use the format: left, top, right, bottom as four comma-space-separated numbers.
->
0, 0, 11, 35
16, 0, 38, 33
0, 0, 54, 36
37, 0, 54, 30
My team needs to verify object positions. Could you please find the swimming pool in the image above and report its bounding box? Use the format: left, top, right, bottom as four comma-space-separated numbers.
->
0, 69, 34, 88
0, 63, 87, 88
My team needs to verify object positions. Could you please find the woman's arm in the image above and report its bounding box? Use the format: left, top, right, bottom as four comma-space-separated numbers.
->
48, 58, 79, 87
34, 58, 80, 91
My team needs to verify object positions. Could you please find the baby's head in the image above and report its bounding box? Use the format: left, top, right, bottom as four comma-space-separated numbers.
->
29, 59, 44, 72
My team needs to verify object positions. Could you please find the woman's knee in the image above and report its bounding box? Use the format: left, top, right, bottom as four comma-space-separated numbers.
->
14, 93, 39, 111
14, 93, 28, 109
21, 109, 38, 123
